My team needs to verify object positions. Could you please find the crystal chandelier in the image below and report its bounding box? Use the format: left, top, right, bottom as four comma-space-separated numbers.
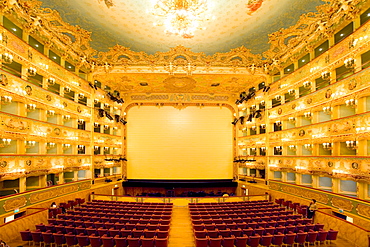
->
152, 0, 211, 38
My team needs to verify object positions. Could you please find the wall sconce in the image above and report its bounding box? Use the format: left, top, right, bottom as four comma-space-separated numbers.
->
251, 105, 256, 110
77, 145, 85, 151
94, 99, 99, 104
304, 144, 313, 150
64, 86, 71, 93
77, 119, 85, 125
104, 125, 109, 130
288, 89, 295, 95
288, 117, 296, 123
304, 112, 312, 118
27, 67, 37, 76
1, 53, 13, 64
275, 120, 282, 126
0, 138, 11, 147
289, 145, 297, 151
260, 100, 265, 106
63, 115, 71, 121
321, 71, 331, 80
25, 140, 36, 148
0, 74, 8, 86
303, 81, 311, 88
344, 58, 355, 68
251, 125, 257, 131
346, 140, 357, 150
322, 106, 332, 114
260, 124, 266, 129
62, 143, 71, 150
47, 110, 55, 116
25, 103, 36, 112
275, 146, 282, 152
46, 142, 55, 149
345, 99, 356, 107
275, 95, 282, 101
322, 142, 333, 150
78, 93, 85, 99
1, 96, 12, 104
47, 78, 55, 85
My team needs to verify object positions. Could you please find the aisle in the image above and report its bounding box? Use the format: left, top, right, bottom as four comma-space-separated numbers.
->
168, 206, 194, 247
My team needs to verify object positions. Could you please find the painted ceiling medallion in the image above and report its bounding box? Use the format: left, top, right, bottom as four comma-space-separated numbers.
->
151, 0, 212, 39
163, 76, 196, 92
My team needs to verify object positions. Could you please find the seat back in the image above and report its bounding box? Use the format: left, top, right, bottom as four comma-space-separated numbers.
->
327, 230, 338, 240
102, 236, 115, 247
235, 235, 248, 247
155, 237, 168, 247
316, 230, 328, 241
195, 237, 208, 247
247, 235, 261, 247
89, 235, 102, 247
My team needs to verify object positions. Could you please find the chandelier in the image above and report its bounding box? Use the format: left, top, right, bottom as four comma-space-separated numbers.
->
152, 0, 211, 38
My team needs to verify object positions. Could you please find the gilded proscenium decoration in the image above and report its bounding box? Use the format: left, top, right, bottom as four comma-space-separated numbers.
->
93, 73, 265, 94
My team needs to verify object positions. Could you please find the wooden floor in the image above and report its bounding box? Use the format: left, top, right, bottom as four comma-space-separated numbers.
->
10, 205, 352, 247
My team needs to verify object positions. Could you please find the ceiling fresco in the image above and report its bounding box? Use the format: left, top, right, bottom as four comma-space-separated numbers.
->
38, 0, 324, 56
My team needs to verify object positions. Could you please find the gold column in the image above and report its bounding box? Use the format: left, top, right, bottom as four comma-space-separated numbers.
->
19, 177, 26, 193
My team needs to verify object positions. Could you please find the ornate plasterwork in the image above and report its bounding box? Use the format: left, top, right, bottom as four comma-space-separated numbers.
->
3, 196, 27, 212
331, 196, 354, 211
94, 73, 266, 94
264, 0, 367, 65
1, 0, 367, 79
29, 183, 80, 204
356, 204, 370, 218
280, 183, 330, 204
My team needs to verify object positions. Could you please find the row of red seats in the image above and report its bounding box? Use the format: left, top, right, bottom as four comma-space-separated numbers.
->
70, 210, 172, 217
59, 214, 171, 222
189, 200, 270, 206
39, 221, 170, 232
82, 204, 173, 210
21, 230, 169, 247
191, 210, 296, 218
90, 200, 173, 205
190, 208, 283, 213
193, 222, 324, 237
35, 224, 170, 237
49, 217, 170, 226
78, 207, 172, 212
88, 200, 173, 207
194, 229, 338, 247
189, 202, 281, 209
191, 215, 300, 223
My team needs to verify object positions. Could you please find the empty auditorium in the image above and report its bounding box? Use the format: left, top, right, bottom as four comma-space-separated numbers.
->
0, 0, 370, 246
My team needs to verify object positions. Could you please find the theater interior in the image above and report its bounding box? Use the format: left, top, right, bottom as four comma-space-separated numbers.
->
0, 0, 370, 246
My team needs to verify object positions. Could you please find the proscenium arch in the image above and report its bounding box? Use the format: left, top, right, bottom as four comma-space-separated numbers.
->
122, 102, 238, 180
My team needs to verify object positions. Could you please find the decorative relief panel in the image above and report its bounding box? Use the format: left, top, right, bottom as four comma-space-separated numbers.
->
356, 204, 370, 218
280, 184, 330, 204
29, 184, 79, 204
331, 197, 354, 212
2, 196, 27, 212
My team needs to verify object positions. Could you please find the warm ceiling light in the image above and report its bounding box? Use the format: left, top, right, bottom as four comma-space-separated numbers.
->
151, 0, 212, 38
